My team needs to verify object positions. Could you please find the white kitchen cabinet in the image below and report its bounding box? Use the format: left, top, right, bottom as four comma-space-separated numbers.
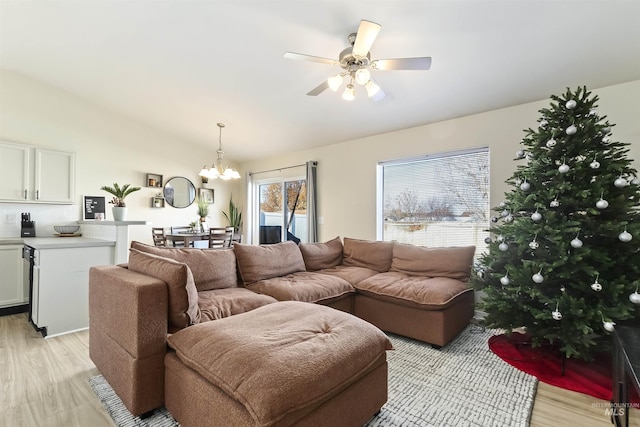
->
0, 141, 75, 204
31, 241, 114, 337
0, 244, 25, 308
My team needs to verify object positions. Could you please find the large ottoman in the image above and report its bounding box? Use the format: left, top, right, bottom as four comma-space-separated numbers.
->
165, 301, 392, 427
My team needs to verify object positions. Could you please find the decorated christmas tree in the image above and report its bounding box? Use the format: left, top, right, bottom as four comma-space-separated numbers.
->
472, 86, 640, 360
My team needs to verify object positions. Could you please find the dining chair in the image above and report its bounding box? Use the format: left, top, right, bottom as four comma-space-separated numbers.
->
170, 226, 193, 247
151, 227, 167, 247
209, 227, 228, 249
224, 226, 236, 247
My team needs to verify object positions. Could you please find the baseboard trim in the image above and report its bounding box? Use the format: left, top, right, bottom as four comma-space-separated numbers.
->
0, 304, 28, 317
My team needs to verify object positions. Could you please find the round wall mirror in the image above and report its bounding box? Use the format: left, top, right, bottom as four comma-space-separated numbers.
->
163, 176, 196, 208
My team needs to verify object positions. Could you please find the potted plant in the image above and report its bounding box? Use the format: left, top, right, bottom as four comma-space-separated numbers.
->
223, 195, 243, 236
196, 197, 209, 231
100, 183, 141, 221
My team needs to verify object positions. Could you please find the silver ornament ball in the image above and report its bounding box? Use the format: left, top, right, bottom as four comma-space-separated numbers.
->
552, 310, 562, 321
570, 238, 583, 248
565, 100, 577, 109
532, 273, 544, 284
550, 199, 560, 208
590, 160, 600, 169
619, 231, 633, 242
629, 292, 640, 305
566, 125, 577, 135
596, 199, 609, 209
484, 237, 492, 244
614, 177, 627, 188
500, 276, 510, 286
529, 241, 539, 250
531, 212, 542, 221
499, 242, 509, 251
591, 282, 602, 292
604, 321, 616, 332
546, 139, 557, 148
520, 182, 531, 191
558, 164, 570, 173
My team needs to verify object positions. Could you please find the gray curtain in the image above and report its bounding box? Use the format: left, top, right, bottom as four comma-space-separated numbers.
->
306, 161, 318, 243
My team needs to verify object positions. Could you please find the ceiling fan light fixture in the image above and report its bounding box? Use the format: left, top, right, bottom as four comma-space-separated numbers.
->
365, 79, 381, 98
327, 74, 344, 91
342, 84, 355, 101
355, 68, 371, 85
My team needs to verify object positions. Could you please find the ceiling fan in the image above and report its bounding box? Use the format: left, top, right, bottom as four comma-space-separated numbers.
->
284, 19, 431, 101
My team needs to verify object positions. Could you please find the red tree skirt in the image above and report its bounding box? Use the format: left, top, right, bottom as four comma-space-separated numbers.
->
489, 332, 639, 404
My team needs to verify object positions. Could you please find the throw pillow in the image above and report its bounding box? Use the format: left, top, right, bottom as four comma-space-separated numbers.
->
298, 236, 343, 271
342, 237, 394, 273
130, 241, 237, 291
128, 248, 200, 329
390, 243, 476, 281
234, 241, 306, 285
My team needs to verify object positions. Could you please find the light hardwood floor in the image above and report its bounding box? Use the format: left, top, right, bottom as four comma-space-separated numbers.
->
1, 312, 637, 427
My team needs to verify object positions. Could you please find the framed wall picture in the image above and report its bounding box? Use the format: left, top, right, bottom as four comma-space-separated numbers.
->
198, 188, 214, 204
83, 196, 106, 220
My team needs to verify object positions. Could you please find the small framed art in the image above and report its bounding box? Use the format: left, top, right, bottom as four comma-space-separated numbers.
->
198, 188, 214, 204
83, 196, 106, 220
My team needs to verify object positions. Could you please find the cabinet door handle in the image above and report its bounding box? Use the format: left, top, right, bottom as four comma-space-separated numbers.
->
36, 190, 39, 200
24, 189, 28, 199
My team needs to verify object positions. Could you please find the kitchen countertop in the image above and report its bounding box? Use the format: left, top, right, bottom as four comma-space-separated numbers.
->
0, 238, 25, 245
1, 237, 115, 249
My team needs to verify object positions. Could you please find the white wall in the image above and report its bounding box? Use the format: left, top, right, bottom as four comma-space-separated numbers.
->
2, 71, 637, 246
0, 70, 241, 244
239, 81, 640, 242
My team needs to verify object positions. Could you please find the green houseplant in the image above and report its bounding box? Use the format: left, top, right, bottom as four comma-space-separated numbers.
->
223, 195, 243, 232
100, 183, 141, 221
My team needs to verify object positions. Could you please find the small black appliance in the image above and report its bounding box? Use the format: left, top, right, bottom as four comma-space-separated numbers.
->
21, 213, 36, 237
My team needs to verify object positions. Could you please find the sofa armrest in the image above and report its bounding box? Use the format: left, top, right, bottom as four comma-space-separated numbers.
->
89, 265, 168, 359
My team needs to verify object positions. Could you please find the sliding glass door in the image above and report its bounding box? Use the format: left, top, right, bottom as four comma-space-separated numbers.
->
256, 178, 307, 244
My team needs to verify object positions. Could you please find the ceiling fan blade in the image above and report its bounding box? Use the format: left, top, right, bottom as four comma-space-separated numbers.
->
352, 20, 381, 58
283, 52, 339, 66
307, 80, 329, 96
372, 57, 432, 71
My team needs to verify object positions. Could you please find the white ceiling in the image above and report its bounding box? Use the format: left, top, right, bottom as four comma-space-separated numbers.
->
1, 1, 639, 162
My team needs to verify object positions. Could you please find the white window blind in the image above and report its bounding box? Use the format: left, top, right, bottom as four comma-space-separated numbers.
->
378, 148, 489, 252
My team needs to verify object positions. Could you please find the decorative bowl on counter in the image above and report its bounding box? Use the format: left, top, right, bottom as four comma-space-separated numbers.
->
54, 225, 80, 234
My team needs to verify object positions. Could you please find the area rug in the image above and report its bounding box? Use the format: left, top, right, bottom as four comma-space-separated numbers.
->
90, 324, 537, 427
489, 332, 640, 404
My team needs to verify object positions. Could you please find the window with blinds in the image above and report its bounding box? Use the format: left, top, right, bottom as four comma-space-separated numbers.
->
377, 147, 490, 252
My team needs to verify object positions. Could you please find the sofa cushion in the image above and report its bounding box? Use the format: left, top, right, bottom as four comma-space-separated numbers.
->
198, 288, 277, 322
316, 265, 379, 286
128, 248, 200, 329
246, 271, 354, 304
234, 241, 306, 285
355, 271, 472, 310
167, 301, 392, 426
298, 236, 343, 271
390, 244, 475, 281
130, 241, 237, 291
342, 237, 394, 273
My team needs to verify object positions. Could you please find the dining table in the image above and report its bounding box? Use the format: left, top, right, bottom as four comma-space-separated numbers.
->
164, 231, 211, 247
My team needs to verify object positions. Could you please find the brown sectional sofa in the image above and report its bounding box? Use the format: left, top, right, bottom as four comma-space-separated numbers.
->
89, 236, 475, 420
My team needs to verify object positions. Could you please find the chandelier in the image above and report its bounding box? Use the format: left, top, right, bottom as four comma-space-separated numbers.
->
199, 123, 241, 181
